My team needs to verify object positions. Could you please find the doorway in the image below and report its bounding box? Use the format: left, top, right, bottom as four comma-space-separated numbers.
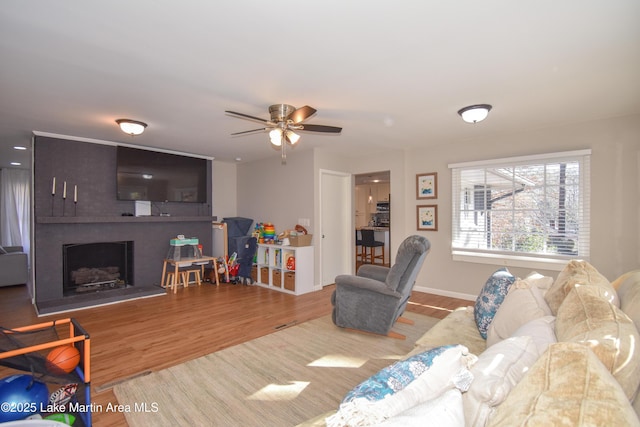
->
319, 169, 352, 286
354, 171, 391, 270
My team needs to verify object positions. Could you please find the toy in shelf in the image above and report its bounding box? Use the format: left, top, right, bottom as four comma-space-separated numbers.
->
286, 256, 296, 271
262, 223, 276, 243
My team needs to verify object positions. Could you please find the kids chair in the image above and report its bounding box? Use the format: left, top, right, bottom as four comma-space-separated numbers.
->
331, 235, 430, 339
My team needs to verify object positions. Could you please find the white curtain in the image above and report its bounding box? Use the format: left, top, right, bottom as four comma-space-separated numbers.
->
0, 168, 31, 258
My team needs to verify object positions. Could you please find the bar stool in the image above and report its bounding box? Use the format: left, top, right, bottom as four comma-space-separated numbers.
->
355, 230, 364, 262
360, 229, 385, 265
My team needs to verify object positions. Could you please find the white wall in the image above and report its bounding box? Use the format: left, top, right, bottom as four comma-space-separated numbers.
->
212, 160, 237, 220
237, 149, 314, 237
234, 114, 640, 299
404, 114, 640, 299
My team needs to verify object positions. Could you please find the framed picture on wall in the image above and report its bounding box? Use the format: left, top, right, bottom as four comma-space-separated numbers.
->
416, 172, 437, 199
417, 205, 438, 231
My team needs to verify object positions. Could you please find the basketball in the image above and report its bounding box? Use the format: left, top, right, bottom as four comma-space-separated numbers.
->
46, 345, 80, 374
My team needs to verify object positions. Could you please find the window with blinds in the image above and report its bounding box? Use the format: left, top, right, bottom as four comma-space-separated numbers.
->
449, 150, 591, 269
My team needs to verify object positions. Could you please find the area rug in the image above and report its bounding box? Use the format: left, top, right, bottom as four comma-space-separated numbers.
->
113, 312, 439, 426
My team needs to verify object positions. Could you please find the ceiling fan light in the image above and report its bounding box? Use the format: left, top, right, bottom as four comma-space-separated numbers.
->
457, 104, 492, 123
270, 136, 282, 147
116, 119, 147, 135
269, 128, 283, 146
285, 130, 300, 145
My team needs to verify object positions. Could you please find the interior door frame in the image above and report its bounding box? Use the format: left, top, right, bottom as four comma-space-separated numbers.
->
319, 169, 352, 287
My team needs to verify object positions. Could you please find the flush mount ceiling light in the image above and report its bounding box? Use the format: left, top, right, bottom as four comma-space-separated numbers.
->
116, 119, 147, 135
457, 104, 492, 123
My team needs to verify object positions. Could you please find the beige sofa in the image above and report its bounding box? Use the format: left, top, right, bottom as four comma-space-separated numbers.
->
303, 262, 640, 426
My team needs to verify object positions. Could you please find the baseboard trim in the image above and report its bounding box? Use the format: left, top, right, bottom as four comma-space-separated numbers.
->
413, 285, 476, 302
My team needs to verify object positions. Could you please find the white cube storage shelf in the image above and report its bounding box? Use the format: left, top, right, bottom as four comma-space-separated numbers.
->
255, 244, 314, 295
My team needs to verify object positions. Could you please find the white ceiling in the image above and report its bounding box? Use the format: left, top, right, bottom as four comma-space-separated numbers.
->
1, 1, 639, 168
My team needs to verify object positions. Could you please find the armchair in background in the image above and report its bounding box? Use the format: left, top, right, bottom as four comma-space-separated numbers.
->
331, 235, 430, 339
0, 245, 28, 287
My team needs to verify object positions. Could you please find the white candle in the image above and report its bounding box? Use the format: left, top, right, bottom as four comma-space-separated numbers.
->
63, 181, 67, 199
52, 177, 56, 195
74, 185, 77, 203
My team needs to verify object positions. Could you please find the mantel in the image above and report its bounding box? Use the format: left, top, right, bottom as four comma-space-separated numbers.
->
37, 216, 218, 224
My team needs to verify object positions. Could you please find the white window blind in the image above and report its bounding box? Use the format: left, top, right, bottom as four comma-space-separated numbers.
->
449, 150, 591, 269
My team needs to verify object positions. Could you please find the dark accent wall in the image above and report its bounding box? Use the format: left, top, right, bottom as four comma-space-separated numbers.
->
33, 136, 214, 305
34, 137, 212, 217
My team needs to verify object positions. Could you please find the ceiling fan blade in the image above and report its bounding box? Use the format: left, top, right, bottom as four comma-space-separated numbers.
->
225, 110, 271, 124
231, 128, 269, 135
298, 124, 342, 133
289, 105, 317, 123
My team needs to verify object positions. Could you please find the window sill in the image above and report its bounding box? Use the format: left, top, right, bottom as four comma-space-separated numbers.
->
452, 250, 574, 272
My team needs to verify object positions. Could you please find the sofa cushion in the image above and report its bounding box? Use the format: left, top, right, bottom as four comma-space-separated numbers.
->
474, 268, 516, 339
411, 307, 486, 357
612, 270, 640, 333
463, 335, 539, 427
487, 342, 640, 427
486, 273, 553, 347
326, 345, 475, 427
555, 284, 640, 400
544, 259, 618, 315
613, 270, 640, 417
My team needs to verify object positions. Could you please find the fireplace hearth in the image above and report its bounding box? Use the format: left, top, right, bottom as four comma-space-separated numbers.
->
63, 241, 133, 296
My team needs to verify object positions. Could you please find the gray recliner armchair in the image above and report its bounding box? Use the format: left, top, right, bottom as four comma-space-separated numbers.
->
331, 235, 430, 339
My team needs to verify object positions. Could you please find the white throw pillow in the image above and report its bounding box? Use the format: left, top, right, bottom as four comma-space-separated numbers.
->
510, 315, 557, 356
486, 275, 553, 347
523, 271, 554, 294
463, 336, 539, 427
378, 389, 465, 427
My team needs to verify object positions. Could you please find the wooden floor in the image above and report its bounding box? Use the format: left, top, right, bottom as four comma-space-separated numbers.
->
0, 282, 472, 426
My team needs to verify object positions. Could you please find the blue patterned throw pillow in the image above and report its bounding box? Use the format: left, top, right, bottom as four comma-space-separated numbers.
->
342, 345, 454, 404
326, 345, 475, 427
474, 268, 516, 339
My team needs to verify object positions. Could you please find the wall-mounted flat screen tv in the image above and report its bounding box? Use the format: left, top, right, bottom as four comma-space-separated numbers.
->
116, 146, 207, 203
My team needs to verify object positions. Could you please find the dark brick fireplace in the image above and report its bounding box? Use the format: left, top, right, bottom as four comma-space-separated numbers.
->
63, 241, 134, 295
33, 135, 215, 314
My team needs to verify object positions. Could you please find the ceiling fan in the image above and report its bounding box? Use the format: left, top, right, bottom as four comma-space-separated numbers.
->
225, 104, 342, 164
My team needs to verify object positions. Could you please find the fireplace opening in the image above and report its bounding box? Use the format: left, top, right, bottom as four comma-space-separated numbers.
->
63, 241, 134, 296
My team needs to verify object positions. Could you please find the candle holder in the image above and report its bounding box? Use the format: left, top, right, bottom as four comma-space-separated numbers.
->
74, 201, 77, 216
62, 198, 66, 216
51, 194, 55, 216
